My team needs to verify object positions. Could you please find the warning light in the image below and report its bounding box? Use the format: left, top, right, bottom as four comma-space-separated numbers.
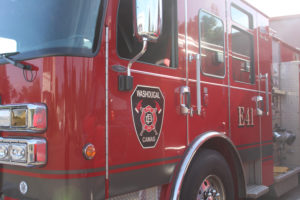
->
11, 109, 27, 127
83, 143, 96, 160
0, 104, 47, 133
33, 108, 47, 130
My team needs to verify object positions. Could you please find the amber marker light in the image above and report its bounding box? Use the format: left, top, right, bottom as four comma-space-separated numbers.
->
83, 143, 96, 160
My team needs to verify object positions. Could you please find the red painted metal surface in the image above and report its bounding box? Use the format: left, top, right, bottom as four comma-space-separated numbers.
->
1, 54, 106, 170
0, 51, 107, 199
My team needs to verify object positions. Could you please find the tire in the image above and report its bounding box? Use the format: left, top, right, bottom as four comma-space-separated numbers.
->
180, 149, 235, 200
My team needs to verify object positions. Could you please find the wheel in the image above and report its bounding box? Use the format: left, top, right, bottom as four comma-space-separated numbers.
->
180, 149, 235, 200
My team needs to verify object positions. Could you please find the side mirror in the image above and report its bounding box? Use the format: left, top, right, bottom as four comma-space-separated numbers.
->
134, 0, 163, 42
119, 0, 163, 91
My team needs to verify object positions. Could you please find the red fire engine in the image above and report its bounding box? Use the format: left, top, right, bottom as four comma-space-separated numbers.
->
0, 0, 299, 199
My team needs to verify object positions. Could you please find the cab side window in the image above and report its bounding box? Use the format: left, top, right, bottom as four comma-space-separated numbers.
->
117, 0, 178, 68
231, 5, 253, 29
199, 11, 225, 77
231, 5, 255, 84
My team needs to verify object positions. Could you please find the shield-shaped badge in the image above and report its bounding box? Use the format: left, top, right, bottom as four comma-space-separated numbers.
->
131, 85, 165, 148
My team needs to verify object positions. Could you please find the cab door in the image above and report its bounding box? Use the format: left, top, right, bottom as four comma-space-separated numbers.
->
257, 14, 273, 186
106, 0, 187, 197
228, 1, 262, 186
186, 0, 229, 144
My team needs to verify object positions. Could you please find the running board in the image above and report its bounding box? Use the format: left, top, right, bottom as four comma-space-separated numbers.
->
246, 185, 269, 199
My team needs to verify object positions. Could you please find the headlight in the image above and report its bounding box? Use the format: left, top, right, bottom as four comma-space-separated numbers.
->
0, 143, 9, 160
0, 109, 11, 127
10, 143, 27, 162
0, 137, 47, 167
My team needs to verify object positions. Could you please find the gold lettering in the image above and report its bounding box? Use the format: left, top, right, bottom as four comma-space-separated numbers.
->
245, 108, 250, 126
238, 106, 255, 127
238, 107, 245, 127
250, 108, 254, 126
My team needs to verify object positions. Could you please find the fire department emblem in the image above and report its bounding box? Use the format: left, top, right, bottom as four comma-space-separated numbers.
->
131, 85, 165, 148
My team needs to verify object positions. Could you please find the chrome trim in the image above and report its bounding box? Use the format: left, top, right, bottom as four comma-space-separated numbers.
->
265, 73, 269, 116
131, 69, 267, 94
105, 26, 109, 180
0, 109, 11, 127
185, 0, 188, 85
170, 131, 246, 200
253, 96, 263, 116
127, 38, 148, 76
257, 26, 263, 185
185, 0, 189, 145
180, 86, 190, 115
131, 69, 186, 81
196, 54, 201, 115
189, 79, 227, 88
231, 86, 268, 94
226, 0, 231, 138
0, 137, 47, 167
0, 103, 47, 133
19, 181, 28, 195
259, 73, 269, 116
134, 0, 163, 42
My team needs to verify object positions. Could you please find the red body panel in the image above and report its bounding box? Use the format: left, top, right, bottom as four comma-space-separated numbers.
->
0, 54, 107, 198
187, 0, 229, 141
1, 55, 106, 170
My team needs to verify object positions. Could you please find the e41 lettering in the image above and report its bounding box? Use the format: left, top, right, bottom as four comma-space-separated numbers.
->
238, 106, 254, 127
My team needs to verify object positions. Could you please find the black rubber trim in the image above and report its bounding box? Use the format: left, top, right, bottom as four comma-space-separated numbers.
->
0, 172, 105, 200
109, 162, 177, 197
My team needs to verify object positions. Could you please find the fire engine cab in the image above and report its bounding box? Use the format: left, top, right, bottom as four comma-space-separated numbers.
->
0, 0, 299, 199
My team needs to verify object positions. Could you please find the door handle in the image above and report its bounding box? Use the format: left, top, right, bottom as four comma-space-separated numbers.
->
253, 96, 264, 116
183, 53, 202, 116
180, 86, 191, 115
196, 54, 202, 115
259, 73, 269, 116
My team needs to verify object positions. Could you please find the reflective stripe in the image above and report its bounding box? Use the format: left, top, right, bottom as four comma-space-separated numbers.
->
238, 144, 273, 162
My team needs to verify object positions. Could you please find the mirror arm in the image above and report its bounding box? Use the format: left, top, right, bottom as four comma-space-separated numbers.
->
127, 38, 148, 76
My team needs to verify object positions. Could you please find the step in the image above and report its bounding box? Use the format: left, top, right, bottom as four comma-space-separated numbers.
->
246, 185, 269, 199
270, 167, 300, 197
274, 167, 300, 183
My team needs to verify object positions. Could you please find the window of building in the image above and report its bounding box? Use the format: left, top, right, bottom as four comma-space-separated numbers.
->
117, 0, 178, 68
231, 27, 255, 84
199, 11, 225, 77
231, 5, 253, 29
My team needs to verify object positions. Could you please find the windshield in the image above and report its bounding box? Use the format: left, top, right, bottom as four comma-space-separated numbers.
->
0, 0, 104, 58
